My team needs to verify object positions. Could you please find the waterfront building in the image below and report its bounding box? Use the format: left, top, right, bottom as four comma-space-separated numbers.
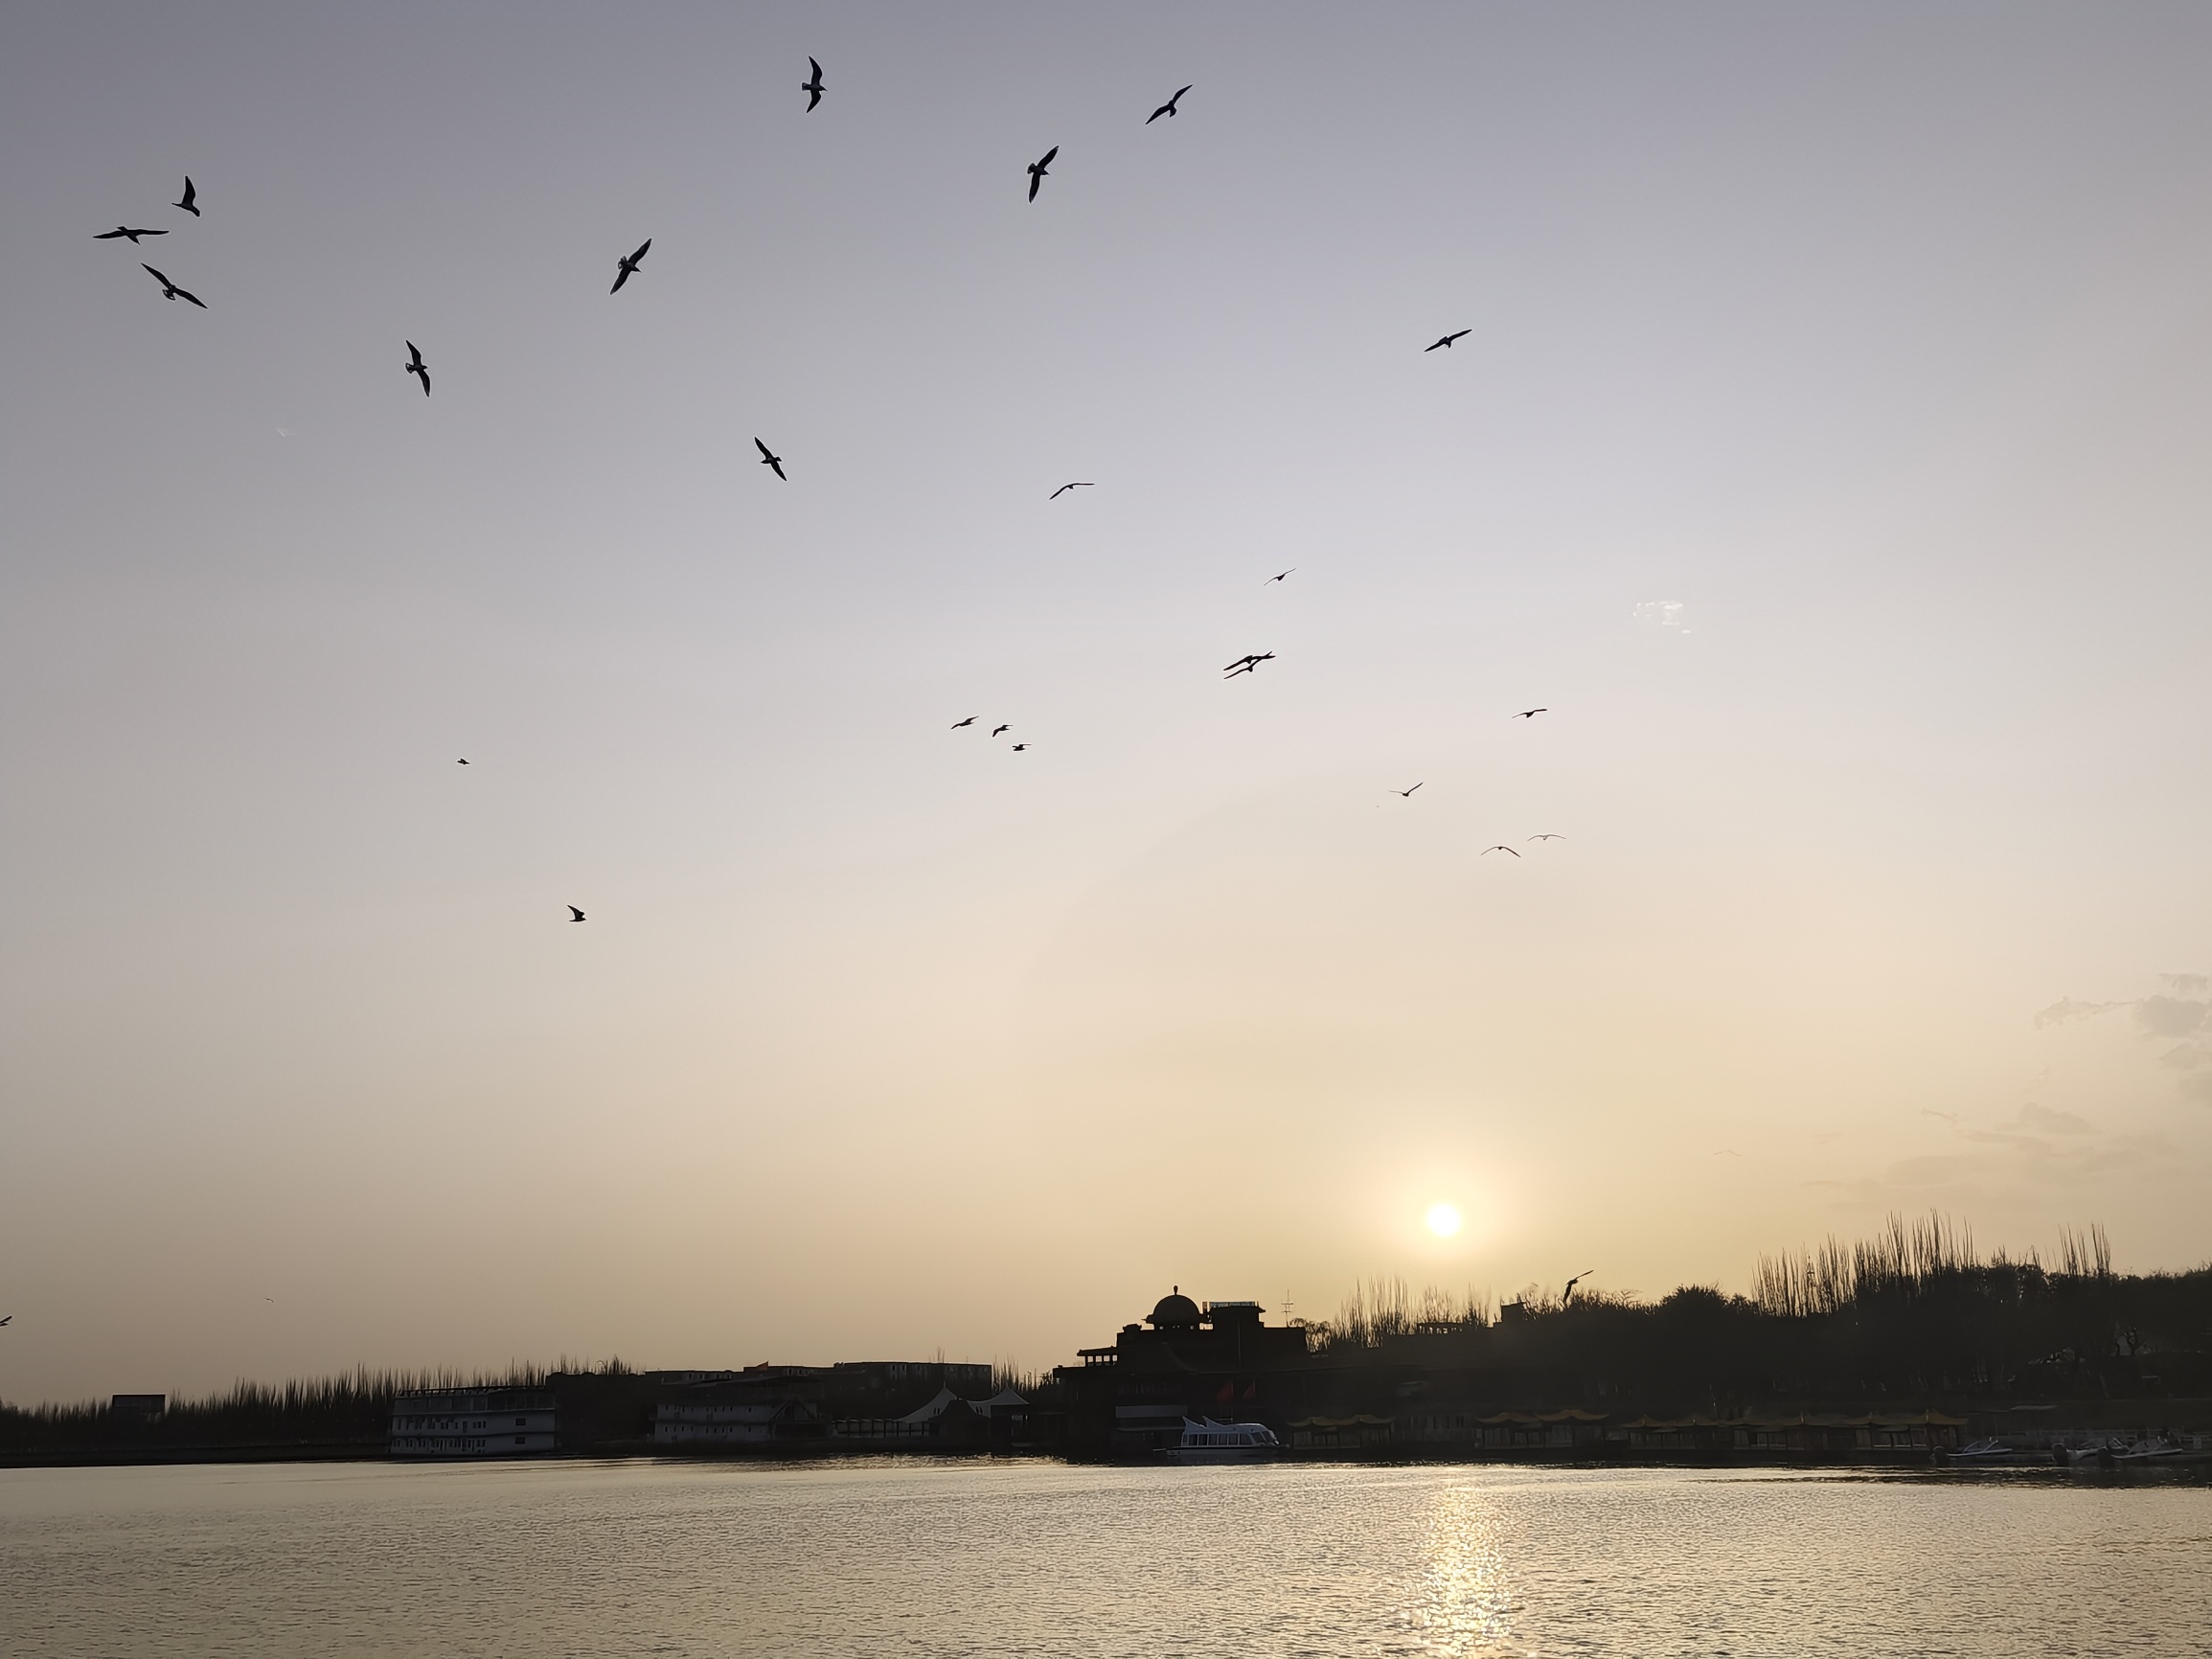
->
653, 1396, 826, 1445
652, 1369, 829, 1447
390, 1388, 557, 1457
1061, 1289, 1319, 1457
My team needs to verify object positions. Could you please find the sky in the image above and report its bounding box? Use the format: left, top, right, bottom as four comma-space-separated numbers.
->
2, 1, 2209, 1404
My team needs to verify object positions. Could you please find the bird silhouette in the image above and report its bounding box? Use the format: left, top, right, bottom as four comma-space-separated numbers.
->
1049, 481, 1093, 499
1562, 1270, 1595, 1304
992, 724, 1010, 737
755, 438, 787, 480
173, 176, 198, 216
404, 341, 430, 396
1027, 146, 1058, 202
457, 759, 469, 765
141, 264, 205, 307
1223, 652, 1275, 678
1481, 845, 1520, 856
950, 716, 977, 729
802, 57, 825, 111
610, 239, 651, 294
1266, 569, 1295, 583
96, 226, 166, 242
1527, 832, 1564, 842
567, 906, 586, 922
0, 1315, 11, 1327
1011, 742, 1030, 751
1395, 784, 1424, 797
1425, 329, 1471, 352
1513, 708, 1547, 719
1147, 85, 1192, 124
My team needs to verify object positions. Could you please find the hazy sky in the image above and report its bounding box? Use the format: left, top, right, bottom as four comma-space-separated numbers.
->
4, 2, 2209, 1403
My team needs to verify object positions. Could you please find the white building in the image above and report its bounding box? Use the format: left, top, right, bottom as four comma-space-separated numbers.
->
390, 1388, 557, 1457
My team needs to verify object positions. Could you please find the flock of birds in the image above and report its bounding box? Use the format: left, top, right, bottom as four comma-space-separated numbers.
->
99, 63, 1566, 927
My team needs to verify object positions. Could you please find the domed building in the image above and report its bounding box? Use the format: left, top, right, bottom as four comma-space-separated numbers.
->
1147, 1289, 1203, 1329
1059, 1287, 1317, 1457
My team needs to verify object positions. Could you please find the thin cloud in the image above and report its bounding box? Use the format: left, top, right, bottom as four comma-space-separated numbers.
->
2033, 996, 2124, 1028
2037, 977, 2212, 1103
2014, 1102, 2094, 1136
2133, 995, 2209, 1039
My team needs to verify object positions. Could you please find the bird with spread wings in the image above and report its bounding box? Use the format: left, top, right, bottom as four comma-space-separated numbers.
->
610, 239, 651, 294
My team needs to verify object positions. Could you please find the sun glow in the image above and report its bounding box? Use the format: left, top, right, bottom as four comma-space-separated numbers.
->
1425, 1202, 1463, 1238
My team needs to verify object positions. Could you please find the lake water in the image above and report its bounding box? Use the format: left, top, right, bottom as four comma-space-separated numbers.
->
2, 1458, 2207, 1657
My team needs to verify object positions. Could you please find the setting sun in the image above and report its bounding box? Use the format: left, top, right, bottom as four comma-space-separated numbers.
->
1425, 1202, 1463, 1238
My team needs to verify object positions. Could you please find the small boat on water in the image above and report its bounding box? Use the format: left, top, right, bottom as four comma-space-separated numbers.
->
1169, 1417, 1282, 1464
2059, 1439, 2126, 1466
1944, 1438, 2047, 1466
2054, 1437, 2201, 1466
2109, 1437, 2192, 1465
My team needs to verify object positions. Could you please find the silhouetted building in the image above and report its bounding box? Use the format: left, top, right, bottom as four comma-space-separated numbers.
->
1060, 1288, 1318, 1457
651, 1367, 828, 1446
390, 1388, 556, 1457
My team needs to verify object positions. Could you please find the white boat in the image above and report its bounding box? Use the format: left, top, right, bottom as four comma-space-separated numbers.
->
1169, 1417, 1282, 1463
2109, 1437, 2189, 1464
2059, 1438, 2126, 1466
1945, 1438, 2041, 1466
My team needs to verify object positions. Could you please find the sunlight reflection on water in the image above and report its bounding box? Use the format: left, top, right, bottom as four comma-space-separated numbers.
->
1401, 1484, 1519, 1656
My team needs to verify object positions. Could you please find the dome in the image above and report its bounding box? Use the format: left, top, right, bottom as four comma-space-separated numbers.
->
1148, 1288, 1202, 1328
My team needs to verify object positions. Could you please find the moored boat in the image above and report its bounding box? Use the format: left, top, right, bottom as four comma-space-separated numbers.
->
1943, 1438, 2046, 1466
1169, 1417, 1282, 1464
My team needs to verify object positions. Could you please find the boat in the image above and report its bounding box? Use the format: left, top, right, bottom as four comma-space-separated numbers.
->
1169, 1417, 1282, 1463
1943, 1438, 2046, 1466
2109, 1437, 2191, 1465
2058, 1438, 2126, 1466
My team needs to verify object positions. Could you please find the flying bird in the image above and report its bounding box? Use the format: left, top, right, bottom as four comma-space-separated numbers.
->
567, 906, 586, 922
950, 716, 977, 729
1512, 708, 1547, 719
1049, 481, 1093, 499
755, 438, 787, 480
1527, 832, 1564, 842
1223, 652, 1275, 678
1481, 844, 1520, 856
1266, 569, 1295, 583
1011, 742, 1030, 751
404, 341, 430, 396
1147, 85, 1192, 124
0, 1315, 11, 1326
1562, 1270, 1595, 1305
1425, 329, 1471, 352
141, 264, 205, 307
96, 226, 167, 242
457, 759, 469, 765
1027, 146, 1058, 202
802, 57, 825, 111
1395, 784, 1424, 797
173, 176, 198, 216
610, 238, 651, 294
992, 724, 1010, 737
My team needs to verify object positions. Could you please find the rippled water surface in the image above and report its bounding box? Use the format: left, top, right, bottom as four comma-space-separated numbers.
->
3, 1459, 2207, 1657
